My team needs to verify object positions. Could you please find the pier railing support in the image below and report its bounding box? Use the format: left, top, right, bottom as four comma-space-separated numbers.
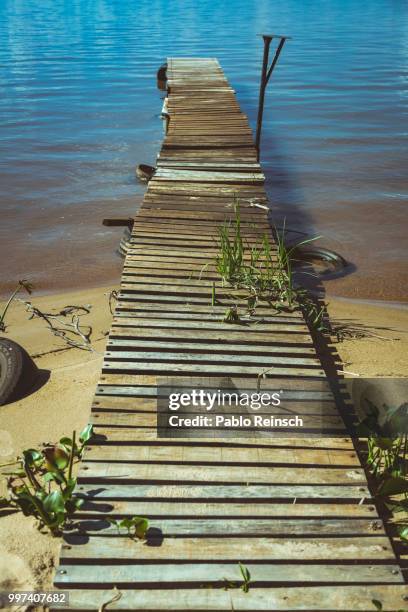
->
255, 34, 290, 162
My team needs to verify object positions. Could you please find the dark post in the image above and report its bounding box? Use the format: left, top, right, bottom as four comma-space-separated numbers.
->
255, 35, 273, 161
255, 34, 290, 162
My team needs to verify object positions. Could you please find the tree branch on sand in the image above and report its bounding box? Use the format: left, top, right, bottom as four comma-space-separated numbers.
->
18, 301, 95, 352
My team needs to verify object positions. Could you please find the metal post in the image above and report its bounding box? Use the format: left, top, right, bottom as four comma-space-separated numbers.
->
255, 34, 290, 162
255, 35, 273, 161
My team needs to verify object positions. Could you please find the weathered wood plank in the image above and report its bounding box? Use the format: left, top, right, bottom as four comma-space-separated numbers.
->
75, 482, 371, 501
84, 444, 358, 466
66, 518, 386, 537
153, 170, 263, 184
50, 586, 408, 611
78, 462, 365, 485
111, 317, 309, 333
111, 302, 304, 318
106, 340, 315, 356
59, 535, 395, 561
104, 350, 321, 367
110, 329, 312, 346
102, 361, 326, 377
55, 562, 402, 588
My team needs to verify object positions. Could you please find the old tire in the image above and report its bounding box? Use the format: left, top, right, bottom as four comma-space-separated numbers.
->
136, 164, 155, 183
0, 338, 39, 406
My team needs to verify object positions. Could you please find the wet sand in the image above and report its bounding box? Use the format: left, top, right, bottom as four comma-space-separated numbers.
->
0, 196, 141, 296
0, 285, 407, 595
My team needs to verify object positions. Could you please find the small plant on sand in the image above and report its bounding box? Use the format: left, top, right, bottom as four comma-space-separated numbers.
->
0, 424, 93, 535
108, 516, 149, 540
0, 280, 33, 332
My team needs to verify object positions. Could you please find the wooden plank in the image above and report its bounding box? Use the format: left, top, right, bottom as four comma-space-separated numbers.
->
65, 518, 386, 537
90, 402, 341, 423
49, 586, 408, 611
87, 421, 354, 450
85, 444, 358, 466
75, 482, 371, 502
106, 339, 316, 354
90, 417, 351, 438
115, 295, 310, 307
78, 463, 365, 485
59, 535, 395, 561
109, 324, 314, 341
74, 502, 377, 520
110, 317, 309, 333
55, 562, 403, 588
92, 389, 336, 405
154, 168, 265, 185
111, 301, 304, 318
111, 304, 305, 320
102, 361, 326, 377
95, 376, 334, 393
128, 236, 270, 247
104, 350, 321, 367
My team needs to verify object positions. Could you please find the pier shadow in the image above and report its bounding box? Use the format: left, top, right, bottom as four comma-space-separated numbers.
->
255, 133, 361, 430
262, 134, 356, 289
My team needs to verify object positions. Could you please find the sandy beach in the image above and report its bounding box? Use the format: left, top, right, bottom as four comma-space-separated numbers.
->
0, 286, 112, 598
0, 285, 407, 596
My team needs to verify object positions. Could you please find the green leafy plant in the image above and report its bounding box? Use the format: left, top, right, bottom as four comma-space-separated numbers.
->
238, 562, 251, 593
215, 200, 245, 286
221, 563, 252, 593
223, 306, 240, 324
213, 203, 325, 330
0, 424, 93, 535
211, 282, 217, 307
0, 280, 33, 332
358, 400, 408, 480
108, 516, 149, 540
358, 400, 408, 545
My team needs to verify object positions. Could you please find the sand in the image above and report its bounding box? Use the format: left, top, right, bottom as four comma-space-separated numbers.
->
0, 285, 407, 599
0, 286, 114, 601
326, 296, 408, 377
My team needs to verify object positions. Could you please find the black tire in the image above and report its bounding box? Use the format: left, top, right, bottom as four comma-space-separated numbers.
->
135, 164, 155, 183
0, 338, 39, 406
157, 63, 167, 81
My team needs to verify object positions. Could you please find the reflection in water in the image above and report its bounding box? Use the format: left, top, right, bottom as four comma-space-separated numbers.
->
0, 0, 407, 299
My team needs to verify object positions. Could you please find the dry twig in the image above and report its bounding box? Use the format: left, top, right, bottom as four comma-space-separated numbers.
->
18, 300, 95, 352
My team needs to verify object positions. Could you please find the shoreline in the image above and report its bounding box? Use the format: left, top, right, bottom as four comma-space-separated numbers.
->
0, 284, 408, 310
1, 274, 407, 306
326, 294, 408, 311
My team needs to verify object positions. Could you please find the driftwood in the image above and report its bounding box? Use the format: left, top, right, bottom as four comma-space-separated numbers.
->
18, 300, 95, 352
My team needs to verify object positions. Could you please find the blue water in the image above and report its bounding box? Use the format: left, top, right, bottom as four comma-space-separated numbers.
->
0, 0, 407, 298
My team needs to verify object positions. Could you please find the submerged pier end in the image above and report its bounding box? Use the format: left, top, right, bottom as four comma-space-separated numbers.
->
53, 59, 406, 610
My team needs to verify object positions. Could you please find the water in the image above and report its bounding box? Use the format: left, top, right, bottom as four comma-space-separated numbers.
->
0, 0, 407, 299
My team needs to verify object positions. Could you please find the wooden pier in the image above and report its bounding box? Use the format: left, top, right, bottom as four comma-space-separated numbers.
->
54, 59, 406, 610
